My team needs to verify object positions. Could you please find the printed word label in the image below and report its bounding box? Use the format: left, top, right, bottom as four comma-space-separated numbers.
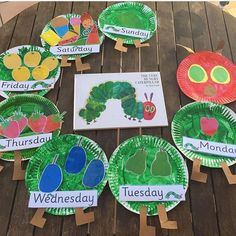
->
50, 45, 100, 55
29, 190, 98, 208
103, 24, 151, 39
0, 133, 52, 152
0, 79, 55, 92
183, 136, 236, 158
119, 185, 185, 202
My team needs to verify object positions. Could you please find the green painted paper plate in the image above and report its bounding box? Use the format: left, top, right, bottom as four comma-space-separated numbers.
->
98, 2, 157, 44
0, 94, 61, 161
0, 45, 61, 99
41, 13, 104, 60
171, 102, 236, 168
108, 135, 188, 216
25, 134, 108, 216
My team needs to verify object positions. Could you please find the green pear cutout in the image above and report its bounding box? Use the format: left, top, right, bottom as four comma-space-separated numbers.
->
151, 150, 172, 176
125, 149, 147, 175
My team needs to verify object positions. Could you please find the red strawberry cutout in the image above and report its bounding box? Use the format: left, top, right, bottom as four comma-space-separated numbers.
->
28, 110, 47, 133
12, 107, 28, 133
200, 117, 219, 136
0, 116, 20, 139
43, 112, 66, 133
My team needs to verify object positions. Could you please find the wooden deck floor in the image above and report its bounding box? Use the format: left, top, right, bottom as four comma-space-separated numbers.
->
0, 2, 236, 236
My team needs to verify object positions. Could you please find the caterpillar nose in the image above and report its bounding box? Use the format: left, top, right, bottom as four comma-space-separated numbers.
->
204, 85, 216, 97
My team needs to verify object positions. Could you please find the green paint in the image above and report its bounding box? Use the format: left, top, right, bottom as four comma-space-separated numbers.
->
212, 66, 228, 83
125, 149, 147, 175
189, 65, 206, 82
151, 150, 172, 176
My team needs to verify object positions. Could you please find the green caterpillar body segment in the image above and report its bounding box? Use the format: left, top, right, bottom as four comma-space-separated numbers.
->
79, 81, 156, 124
165, 191, 183, 199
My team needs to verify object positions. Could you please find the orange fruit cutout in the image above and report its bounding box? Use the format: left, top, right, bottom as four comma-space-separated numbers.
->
32, 65, 49, 80
3, 53, 22, 69
24, 51, 41, 67
12, 66, 30, 81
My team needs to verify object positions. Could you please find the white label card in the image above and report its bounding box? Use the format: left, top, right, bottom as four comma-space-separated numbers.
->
119, 185, 185, 202
0, 79, 55, 92
183, 136, 236, 158
103, 24, 151, 39
50, 45, 100, 55
0, 133, 52, 152
28, 190, 98, 208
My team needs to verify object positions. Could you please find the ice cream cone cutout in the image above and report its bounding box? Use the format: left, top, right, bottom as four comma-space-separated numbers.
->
139, 206, 156, 236
61, 56, 71, 67
191, 159, 207, 183
30, 208, 46, 228
12, 151, 25, 181
114, 38, 128, 53
75, 208, 94, 226
133, 39, 150, 48
75, 56, 90, 72
157, 204, 178, 229
221, 161, 236, 184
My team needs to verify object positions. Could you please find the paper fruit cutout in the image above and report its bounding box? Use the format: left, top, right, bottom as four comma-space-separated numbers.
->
177, 51, 236, 104
39, 154, 63, 193
65, 138, 86, 174
12, 107, 28, 133
79, 81, 157, 124
12, 66, 30, 81
3, 53, 21, 69
83, 152, 105, 188
0, 116, 20, 139
43, 112, 66, 133
86, 25, 100, 44
24, 51, 41, 67
200, 117, 219, 136
125, 149, 147, 175
28, 110, 47, 133
151, 150, 172, 176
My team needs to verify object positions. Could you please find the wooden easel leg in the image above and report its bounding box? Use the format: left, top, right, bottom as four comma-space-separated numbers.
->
75, 56, 90, 72
221, 161, 236, 184
191, 159, 207, 183
61, 55, 71, 67
157, 204, 178, 229
12, 151, 25, 181
75, 208, 94, 226
133, 39, 150, 48
139, 206, 155, 236
0, 166, 3, 172
114, 38, 128, 52
30, 208, 46, 228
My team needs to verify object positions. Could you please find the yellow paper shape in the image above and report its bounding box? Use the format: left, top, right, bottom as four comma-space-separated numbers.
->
40, 29, 61, 46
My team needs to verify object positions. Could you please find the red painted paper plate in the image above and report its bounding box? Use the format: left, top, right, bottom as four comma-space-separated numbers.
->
177, 51, 236, 104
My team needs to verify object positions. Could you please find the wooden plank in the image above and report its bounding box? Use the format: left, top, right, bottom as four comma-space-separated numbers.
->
205, 3, 236, 236
157, 2, 193, 236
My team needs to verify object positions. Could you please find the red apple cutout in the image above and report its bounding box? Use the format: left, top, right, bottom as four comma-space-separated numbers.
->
200, 117, 219, 136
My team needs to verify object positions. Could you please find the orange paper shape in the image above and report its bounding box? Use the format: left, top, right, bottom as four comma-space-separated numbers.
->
139, 206, 156, 236
12, 151, 25, 181
191, 159, 208, 183
221, 161, 236, 184
30, 208, 46, 228
75, 208, 94, 226
75, 56, 90, 72
157, 204, 178, 229
133, 39, 150, 48
114, 38, 128, 53
61, 56, 71, 67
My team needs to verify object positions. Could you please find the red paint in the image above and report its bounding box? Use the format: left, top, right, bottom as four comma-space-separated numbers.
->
200, 117, 219, 136
43, 112, 65, 133
0, 120, 20, 139
143, 101, 156, 120
28, 111, 47, 133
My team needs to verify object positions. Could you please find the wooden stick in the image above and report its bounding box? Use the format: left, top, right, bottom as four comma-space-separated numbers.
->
75, 208, 95, 226
191, 159, 207, 183
30, 208, 46, 228
157, 204, 178, 229
221, 161, 236, 184
12, 151, 25, 180
134, 39, 150, 48
139, 206, 156, 236
114, 38, 128, 53
0, 152, 3, 172
176, 44, 195, 54
75, 56, 90, 72
61, 55, 71, 67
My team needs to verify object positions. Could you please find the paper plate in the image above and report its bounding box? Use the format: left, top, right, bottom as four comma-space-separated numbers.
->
0, 94, 61, 161
171, 102, 236, 168
108, 135, 188, 216
177, 51, 236, 104
98, 2, 157, 44
25, 134, 108, 216
41, 13, 104, 60
0, 45, 61, 98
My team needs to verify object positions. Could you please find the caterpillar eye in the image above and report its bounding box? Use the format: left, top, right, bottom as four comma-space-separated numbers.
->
150, 106, 156, 112
188, 64, 208, 83
145, 105, 150, 112
210, 65, 230, 84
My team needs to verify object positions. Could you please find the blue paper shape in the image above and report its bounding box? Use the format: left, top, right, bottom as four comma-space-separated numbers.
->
65, 146, 86, 174
39, 160, 62, 193
82, 159, 105, 188
54, 25, 69, 37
